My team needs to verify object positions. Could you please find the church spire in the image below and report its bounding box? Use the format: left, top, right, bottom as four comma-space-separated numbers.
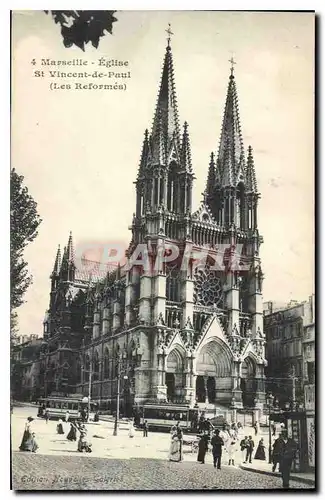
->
66, 231, 74, 264
217, 60, 245, 187
180, 121, 192, 173
246, 145, 258, 193
137, 129, 149, 180
151, 34, 181, 165
60, 232, 75, 281
206, 152, 216, 196
51, 245, 61, 277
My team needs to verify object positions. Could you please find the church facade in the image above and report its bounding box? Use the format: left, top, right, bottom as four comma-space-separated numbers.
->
40, 39, 266, 413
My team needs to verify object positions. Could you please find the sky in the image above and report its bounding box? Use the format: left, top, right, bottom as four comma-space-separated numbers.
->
11, 10, 315, 335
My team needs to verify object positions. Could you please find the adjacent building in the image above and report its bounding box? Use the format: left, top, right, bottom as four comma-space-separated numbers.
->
264, 294, 315, 406
11, 336, 43, 401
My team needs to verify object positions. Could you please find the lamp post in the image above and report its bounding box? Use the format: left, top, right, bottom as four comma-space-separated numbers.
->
267, 393, 274, 464
113, 353, 129, 436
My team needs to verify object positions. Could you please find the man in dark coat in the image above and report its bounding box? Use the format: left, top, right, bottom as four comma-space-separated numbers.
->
272, 436, 281, 472
244, 436, 255, 463
210, 429, 224, 469
197, 432, 209, 464
278, 430, 298, 489
143, 419, 149, 437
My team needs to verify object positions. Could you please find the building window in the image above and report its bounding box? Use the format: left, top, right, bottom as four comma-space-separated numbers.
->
307, 362, 315, 384
104, 348, 109, 379
166, 266, 181, 302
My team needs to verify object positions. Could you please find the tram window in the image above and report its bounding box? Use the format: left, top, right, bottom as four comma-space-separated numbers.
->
62, 402, 68, 409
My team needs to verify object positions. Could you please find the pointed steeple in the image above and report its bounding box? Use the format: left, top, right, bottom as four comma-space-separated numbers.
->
51, 245, 61, 277
206, 152, 216, 196
137, 129, 149, 180
66, 231, 74, 264
246, 145, 258, 193
217, 63, 245, 187
151, 41, 181, 165
180, 122, 192, 173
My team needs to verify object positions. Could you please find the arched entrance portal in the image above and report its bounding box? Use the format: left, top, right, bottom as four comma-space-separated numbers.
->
196, 339, 233, 405
241, 357, 256, 407
207, 377, 216, 403
166, 373, 175, 401
196, 376, 206, 403
166, 347, 185, 403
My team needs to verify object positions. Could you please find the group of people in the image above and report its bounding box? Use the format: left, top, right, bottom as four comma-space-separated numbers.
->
240, 435, 266, 463
60, 420, 93, 453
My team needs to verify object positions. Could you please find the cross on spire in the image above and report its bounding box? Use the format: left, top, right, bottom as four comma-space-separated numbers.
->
165, 23, 174, 47
229, 55, 236, 76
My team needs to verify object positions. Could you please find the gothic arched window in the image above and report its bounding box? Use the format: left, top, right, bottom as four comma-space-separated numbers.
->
84, 355, 90, 382
76, 357, 82, 383
93, 351, 99, 381
236, 183, 245, 229
104, 348, 109, 379
193, 266, 223, 307
166, 265, 180, 302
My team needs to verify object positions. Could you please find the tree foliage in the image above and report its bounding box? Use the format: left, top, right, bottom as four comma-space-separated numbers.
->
10, 168, 42, 320
45, 10, 117, 51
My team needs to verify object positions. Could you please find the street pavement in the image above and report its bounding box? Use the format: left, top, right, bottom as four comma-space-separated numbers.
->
11, 405, 312, 491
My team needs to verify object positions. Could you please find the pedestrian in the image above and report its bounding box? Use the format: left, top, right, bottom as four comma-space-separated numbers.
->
77, 424, 92, 453
253, 422, 258, 436
65, 410, 70, 423
254, 438, 266, 460
198, 413, 205, 432
169, 424, 183, 462
227, 434, 238, 466
272, 436, 281, 472
128, 419, 135, 438
94, 411, 99, 422
244, 436, 255, 463
210, 429, 224, 470
67, 421, 77, 441
272, 423, 276, 437
19, 417, 37, 452
197, 432, 209, 464
45, 410, 49, 424
240, 436, 248, 463
56, 419, 64, 435
278, 430, 298, 489
143, 419, 149, 437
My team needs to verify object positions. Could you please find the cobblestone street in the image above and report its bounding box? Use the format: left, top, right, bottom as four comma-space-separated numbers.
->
12, 453, 312, 491
11, 406, 312, 491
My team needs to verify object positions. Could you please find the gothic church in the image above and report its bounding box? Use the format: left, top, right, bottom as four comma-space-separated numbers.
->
41, 38, 266, 414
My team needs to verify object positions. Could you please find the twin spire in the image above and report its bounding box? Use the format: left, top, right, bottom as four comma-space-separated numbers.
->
137, 30, 258, 196
205, 60, 258, 195
137, 31, 192, 178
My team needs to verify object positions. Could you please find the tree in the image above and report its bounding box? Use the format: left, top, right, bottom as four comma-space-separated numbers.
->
45, 10, 117, 51
10, 168, 42, 334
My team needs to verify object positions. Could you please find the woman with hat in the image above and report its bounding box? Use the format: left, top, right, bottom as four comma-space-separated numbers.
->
56, 419, 65, 435
19, 417, 38, 452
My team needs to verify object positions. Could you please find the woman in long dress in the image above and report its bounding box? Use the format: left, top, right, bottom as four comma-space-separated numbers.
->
67, 422, 77, 441
197, 433, 209, 464
169, 426, 183, 462
56, 419, 64, 435
128, 419, 135, 438
19, 417, 38, 452
254, 438, 266, 460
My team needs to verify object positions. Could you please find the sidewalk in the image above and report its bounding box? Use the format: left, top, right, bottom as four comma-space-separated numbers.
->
239, 461, 315, 487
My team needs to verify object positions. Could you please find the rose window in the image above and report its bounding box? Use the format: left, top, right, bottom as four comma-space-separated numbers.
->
193, 268, 223, 307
